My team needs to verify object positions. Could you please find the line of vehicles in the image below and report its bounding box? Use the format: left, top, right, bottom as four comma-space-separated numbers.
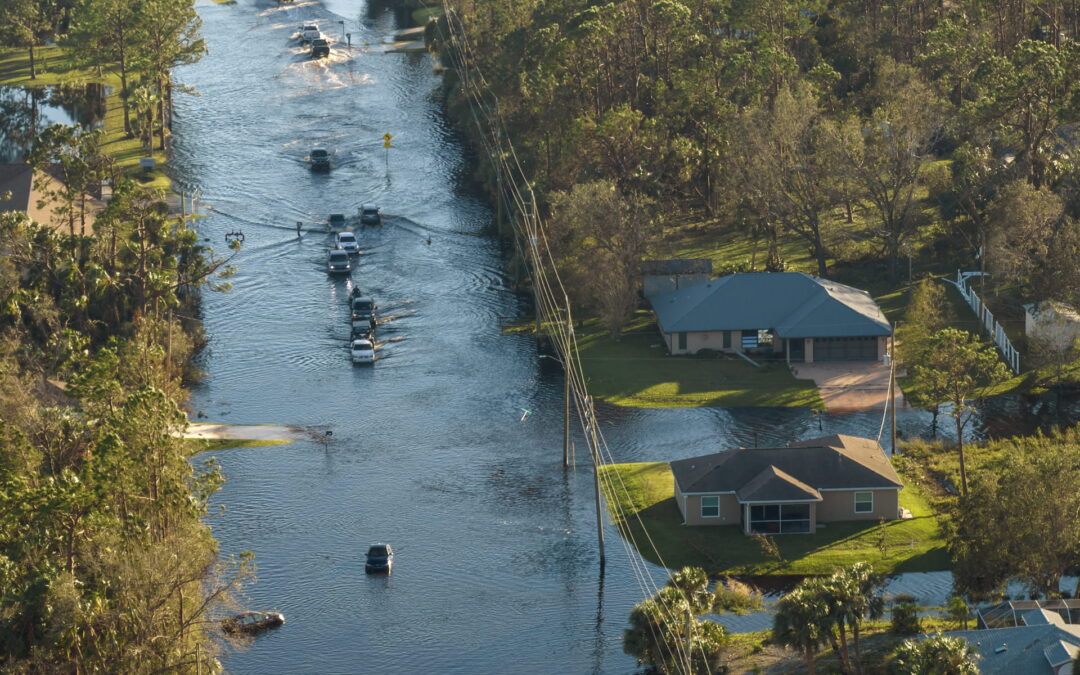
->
218, 15, 395, 639
324, 207, 383, 364
298, 23, 331, 59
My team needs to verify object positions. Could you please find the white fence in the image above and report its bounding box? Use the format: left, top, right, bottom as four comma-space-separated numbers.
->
952, 270, 1021, 374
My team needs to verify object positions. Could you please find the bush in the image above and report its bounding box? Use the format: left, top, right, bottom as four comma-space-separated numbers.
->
891, 593, 922, 634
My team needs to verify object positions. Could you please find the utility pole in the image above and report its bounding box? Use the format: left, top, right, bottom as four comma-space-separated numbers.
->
585, 402, 606, 567
563, 371, 570, 467
889, 328, 897, 456
592, 444, 606, 567
890, 357, 897, 456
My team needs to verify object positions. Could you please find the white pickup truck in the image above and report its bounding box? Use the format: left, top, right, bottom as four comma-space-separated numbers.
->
299, 24, 322, 43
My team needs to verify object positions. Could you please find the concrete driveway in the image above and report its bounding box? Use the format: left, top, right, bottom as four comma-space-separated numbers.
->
789, 362, 904, 412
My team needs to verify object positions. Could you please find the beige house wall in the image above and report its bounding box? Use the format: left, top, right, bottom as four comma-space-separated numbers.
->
678, 490, 899, 532
682, 493, 741, 526
673, 475, 687, 519
666, 330, 746, 355
816, 489, 899, 522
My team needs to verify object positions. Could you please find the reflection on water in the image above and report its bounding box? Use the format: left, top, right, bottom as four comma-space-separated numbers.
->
173, 1, 1080, 672
0, 84, 108, 162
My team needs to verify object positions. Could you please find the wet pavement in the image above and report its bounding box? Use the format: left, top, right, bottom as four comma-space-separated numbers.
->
172, 1, 1077, 672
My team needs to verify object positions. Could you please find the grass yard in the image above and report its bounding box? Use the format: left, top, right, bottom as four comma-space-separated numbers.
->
578, 316, 823, 408
600, 462, 950, 576
0, 46, 171, 190
185, 438, 292, 455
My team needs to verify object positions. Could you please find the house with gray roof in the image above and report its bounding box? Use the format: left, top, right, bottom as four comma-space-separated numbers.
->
932, 608, 1080, 674
669, 434, 903, 534
648, 272, 891, 362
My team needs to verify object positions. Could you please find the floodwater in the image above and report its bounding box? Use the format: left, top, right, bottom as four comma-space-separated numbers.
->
0, 84, 109, 162
171, 1, 1074, 671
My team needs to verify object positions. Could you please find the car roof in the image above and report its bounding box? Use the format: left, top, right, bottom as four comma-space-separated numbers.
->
337, 231, 355, 238
361, 204, 379, 210
352, 340, 372, 347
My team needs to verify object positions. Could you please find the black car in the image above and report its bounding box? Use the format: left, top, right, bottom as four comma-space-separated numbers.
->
327, 249, 351, 275
310, 148, 330, 172
359, 204, 381, 225
365, 543, 393, 573
310, 38, 330, 58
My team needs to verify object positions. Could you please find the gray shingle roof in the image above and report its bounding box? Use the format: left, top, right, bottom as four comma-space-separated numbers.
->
670, 434, 902, 501
649, 272, 891, 338
940, 622, 1080, 674
0, 163, 33, 213
736, 466, 822, 503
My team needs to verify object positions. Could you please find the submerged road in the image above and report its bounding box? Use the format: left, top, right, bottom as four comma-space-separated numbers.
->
171, 0, 1035, 671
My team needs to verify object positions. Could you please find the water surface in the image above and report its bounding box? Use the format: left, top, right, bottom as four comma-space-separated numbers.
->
173, 1, 1066, 671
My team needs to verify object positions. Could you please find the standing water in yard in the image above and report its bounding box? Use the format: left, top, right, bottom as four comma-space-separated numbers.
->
170, 1, 1080, 671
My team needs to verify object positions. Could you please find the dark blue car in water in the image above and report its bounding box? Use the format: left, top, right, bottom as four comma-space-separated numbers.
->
365, 543, 393, 573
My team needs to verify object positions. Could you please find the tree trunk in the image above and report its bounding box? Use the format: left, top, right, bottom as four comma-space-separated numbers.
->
956, 416, 968, 496
157, 75, 166, 151
29, 44, 36, 80
853, 623, 864, 675
837, 623, 853, 674
119, 41, 131, 136
805, 647, 816, 675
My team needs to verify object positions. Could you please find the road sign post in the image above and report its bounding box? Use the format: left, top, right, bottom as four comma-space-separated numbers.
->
383, 133, 392, 169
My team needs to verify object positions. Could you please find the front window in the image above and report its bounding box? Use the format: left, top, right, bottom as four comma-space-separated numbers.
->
854, 491, 873, 513
741, 332, 758, 349
700, 496, 720, 518
749, 503, 811, 534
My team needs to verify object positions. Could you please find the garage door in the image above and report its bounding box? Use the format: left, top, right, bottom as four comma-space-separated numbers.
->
813, 337, 878, 361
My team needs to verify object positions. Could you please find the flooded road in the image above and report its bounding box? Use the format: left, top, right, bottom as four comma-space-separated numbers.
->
172, 1, 1064, 671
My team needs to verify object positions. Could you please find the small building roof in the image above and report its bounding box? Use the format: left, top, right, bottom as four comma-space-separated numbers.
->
641, 259, 713, 276
941, 623, 1080, 674
649, 272, 891, 338
670, 434, 902, 502
1024, 300, 1080, 323
0, 163, 34, 214
0, 163, 101, 233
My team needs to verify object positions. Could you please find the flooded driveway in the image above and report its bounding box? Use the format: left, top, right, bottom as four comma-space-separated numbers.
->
171, 1, 1068, 672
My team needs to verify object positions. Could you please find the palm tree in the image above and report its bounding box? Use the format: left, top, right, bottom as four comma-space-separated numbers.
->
892, 634, 980, 674
773, 585, 830, 674
831, 562, 886, 674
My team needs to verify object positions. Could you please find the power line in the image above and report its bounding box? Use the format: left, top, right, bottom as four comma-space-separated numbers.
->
437, 7, 714, 672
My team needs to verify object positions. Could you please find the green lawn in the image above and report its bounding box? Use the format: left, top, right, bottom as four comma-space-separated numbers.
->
0, 46, 171, 190
577, 313, 823, 408
600, 462, 950, 575
185, 438, 292, 455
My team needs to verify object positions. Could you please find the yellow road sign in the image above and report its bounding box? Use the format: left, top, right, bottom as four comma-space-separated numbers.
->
383, 141, 391, 148
383, 133, 392, 142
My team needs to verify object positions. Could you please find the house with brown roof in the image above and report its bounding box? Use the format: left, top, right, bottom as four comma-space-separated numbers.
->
0, 162, 103, 234
669, 434, 902, 534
